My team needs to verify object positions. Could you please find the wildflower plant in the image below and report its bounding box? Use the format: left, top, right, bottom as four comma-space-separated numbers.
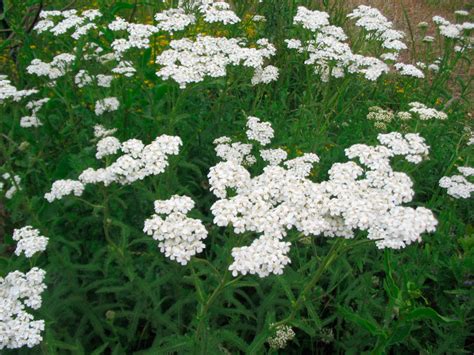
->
0, 0, 472, 353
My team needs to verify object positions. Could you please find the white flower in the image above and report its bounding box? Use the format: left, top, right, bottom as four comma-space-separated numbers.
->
394, 63, 425, 78
144, 195, 207, 265
12, 227, 48, 258
251, 65, 279, 85
96, 136, 121, 159
408, 102, 447, 120
246, 116, 274, 145
260, 148, 288, 165
154, 8, 196, 33
1, 173, 21, 199
44, 179, 85, 202
229, 235, 291, 277
439, 166, 474, 198
94, 97, 120, 116
0, 267, 46, 349
155, 36, 277, 88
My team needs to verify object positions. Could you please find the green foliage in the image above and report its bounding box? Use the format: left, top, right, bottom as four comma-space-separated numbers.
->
1, 0, 473, 354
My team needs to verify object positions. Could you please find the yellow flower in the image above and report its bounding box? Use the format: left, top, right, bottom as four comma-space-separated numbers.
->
30, 45, 36, 49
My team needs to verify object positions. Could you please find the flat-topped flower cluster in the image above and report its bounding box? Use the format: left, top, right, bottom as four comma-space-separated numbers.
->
45, 128, 182, 202
208, 116, 437, 277
0, 227, 48, 350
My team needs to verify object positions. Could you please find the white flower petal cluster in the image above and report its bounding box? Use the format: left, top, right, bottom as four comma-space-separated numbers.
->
0, 75, 38, 104
144, 195, 207, 265
0, 267, 46, 349
347, 5, 407, 53
112, 61, 137, 77
246, 116, 274, 145
109, 17, 159, 56
229, 235, 291, 277
12, 227, 48, 258
267, 325, 296, 349
1, 173, 21, 199
289, 7, 389, 82
251, 65, 279, 85
394, 63, 425, 78
433, 15, 473, 39
44, 179, 85, 202
94, 97, 120, 116
408, 102, 447, 120
46, 134, 182, 201
75, 70, 113, 88
367, 106, 394, 129
96, 136, 122, 159
94, 124, 117, 138
156, 35, 277, 88
439, 166, 474, 199
35, 9, 102, 39
155, 8, 196, 33
26, 53, 76, 81
260, 148, 287, 165
294, 6, 329, 31
20, 98, 49, 128
209, 118, 437, 277
377, 132, 430, 163
199, 1, 240, 25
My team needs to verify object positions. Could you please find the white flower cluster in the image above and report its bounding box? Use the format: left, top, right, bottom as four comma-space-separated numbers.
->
408, 102, 447, 120
44, 179, 85, 203
96, 136, 121, 159
347, 5, 407, 53
0, 173, 21, 199
26, 53, 76, 81
260, 148, 288, 166
288, 7, 389, 82
109, 17, 159, 57
155, 8, 196, 33
75, 70, 93, 88
267, 325, 296, 349
229, 236, 291, 277
143, 195, 208, 265
367, 106, 394, 130
394, 63, 425, 78
12, 227, 48, 258
94, 97, 120, 116
214, 139, 254, 165
34, 9, 102, 39
0, 75, 38, 104
208, 117, 437, 277
45, 134, 182, 202
94, 124, 117, 138
155, 36, 277, 88
0, 267, 46, 350
199, 1, 240, 25
21, 98, 50, 128
246, 116, 274, 145
439, 166, 474, 199
433, 15, 473, 39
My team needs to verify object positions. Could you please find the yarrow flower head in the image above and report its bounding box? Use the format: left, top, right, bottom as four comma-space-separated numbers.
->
12, 227, 48, 258
209, 116, 437, 277
0, 267, 46, 349
267, 324, 296, 349
94, 97, 120, 116
46, 133, 183, 201
439, 166, 474, 199
144, 195, 208, 265
246, 116, 274, 145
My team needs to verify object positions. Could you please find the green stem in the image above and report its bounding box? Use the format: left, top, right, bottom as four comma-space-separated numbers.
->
274, 238, 346, 327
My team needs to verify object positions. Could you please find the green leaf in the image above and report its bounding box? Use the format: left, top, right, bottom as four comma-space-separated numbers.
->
404, 307, 459, 324
338, 307, 385, 336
